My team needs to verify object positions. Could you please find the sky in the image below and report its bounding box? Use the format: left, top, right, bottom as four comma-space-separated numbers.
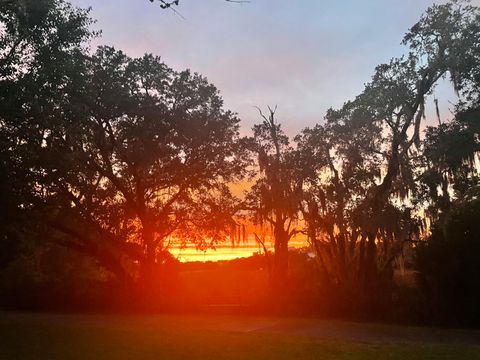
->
69, 0, 477, 136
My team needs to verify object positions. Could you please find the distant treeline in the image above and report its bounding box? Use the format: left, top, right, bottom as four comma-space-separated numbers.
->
0, 0, 479, 325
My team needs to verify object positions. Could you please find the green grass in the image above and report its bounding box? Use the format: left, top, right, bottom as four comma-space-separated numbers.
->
1, 313, 479, 360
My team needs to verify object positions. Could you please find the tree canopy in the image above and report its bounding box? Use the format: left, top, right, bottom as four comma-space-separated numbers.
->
0, 0, 247, 291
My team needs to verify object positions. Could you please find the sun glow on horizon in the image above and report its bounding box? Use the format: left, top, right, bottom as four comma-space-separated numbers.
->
171, 235, 308, 262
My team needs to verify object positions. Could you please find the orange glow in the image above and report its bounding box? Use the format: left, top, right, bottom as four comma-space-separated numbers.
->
170, 235, 308, 262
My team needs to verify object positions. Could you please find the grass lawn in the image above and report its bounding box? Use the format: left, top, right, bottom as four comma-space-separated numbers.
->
1, 312, 479, 360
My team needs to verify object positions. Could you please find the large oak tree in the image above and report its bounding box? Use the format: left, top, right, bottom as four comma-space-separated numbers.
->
0, 0, 247, 294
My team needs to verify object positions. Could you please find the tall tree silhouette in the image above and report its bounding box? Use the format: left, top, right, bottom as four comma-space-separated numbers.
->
0, 1, 247, 294
296, 0, 480, 313
246, 107, 301, 298
0, 0, 96, 272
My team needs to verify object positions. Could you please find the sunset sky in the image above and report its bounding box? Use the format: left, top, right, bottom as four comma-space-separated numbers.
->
70, 0, 476, 136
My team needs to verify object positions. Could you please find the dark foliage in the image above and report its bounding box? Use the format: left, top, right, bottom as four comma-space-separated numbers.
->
416, 197, 480, 326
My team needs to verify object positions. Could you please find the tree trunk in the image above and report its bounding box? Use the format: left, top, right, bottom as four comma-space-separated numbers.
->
271, 226, 289, 301
138, 221, 161, 307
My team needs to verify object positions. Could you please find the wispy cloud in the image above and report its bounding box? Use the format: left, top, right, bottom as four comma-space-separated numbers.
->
72, 0, 462, 135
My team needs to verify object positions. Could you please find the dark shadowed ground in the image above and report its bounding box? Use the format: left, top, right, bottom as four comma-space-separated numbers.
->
1, 312, 480, 360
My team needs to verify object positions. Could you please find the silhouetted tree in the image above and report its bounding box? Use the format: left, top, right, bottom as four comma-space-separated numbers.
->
295, 0, 480, 314
414, 56, 479, 325
0, 0, 248, 296
0, 0, 95, 267
246, 107, 301, 297
419, 113, 479, 222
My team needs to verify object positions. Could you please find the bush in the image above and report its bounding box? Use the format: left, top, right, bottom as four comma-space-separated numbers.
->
416, 198, 480, 326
